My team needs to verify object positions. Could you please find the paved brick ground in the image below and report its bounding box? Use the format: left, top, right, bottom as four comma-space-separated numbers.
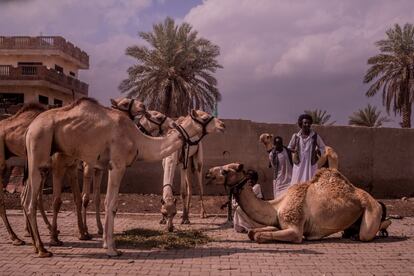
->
0, 211, 413, 276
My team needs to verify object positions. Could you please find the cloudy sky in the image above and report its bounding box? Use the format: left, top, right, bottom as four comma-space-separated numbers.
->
1, 0, 413, 126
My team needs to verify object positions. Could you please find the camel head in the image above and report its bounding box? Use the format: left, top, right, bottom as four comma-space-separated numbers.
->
178, 109, 225, 136
110, 97, 146, 119
259, 133, 274, 152
205, 163, 245, 187
136, 110, 175, 136
160, 195, 177, 232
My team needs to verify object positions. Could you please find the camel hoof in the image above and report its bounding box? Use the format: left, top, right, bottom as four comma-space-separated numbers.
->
253, 233, 267, 243
12, 239, 25, 246
38, 250, 53, 258
378, 229, 389, 238
159, 218, 167, 224
247, 230, 256, 241
107, 249, 122, 257
49, 239, 63, 246
181, 219, 190, 225
79, 233, 92, 241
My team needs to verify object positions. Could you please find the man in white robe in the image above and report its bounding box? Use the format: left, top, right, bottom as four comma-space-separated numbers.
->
269, 136, 292, 199
288, 114, 326, 184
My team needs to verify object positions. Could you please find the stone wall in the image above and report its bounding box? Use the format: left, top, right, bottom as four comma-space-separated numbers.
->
116, 119, 414, 199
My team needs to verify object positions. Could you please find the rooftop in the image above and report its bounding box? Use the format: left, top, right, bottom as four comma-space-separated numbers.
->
0, 36, 89, 69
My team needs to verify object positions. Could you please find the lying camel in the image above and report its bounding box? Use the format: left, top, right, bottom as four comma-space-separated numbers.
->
205, 163, 391, 244
24, 97, 224, 257
259, 133, 339, 169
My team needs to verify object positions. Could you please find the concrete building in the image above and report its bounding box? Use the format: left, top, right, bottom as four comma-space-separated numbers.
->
0, 36, 89, 113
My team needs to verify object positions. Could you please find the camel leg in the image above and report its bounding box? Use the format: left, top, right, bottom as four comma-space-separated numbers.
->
253, 226, 303, 244
38, 190, 53, 234
248, 226, 280, 241
68, 163, 91, 240
81, 163, 92, 235
102, 165, 125, 257
359, 201, 382, 242
0, 177, 25, 246
180, 168, 191, 224
93, 168, 103, 235
194, 146, 206, 218
0, 138, 25, 246
22, 164, 53, 257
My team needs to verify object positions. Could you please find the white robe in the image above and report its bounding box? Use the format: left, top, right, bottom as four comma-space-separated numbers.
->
269, 148, 292, 199
288, 130, 326, 184
233, 184, 265, 233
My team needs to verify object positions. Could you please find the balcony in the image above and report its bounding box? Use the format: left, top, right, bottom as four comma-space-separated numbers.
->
0, 65, 88, 95
0, 36, 89, 69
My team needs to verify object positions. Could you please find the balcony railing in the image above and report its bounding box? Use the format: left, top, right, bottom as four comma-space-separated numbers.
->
0, 65, 88, 95
0, 36, 89, 67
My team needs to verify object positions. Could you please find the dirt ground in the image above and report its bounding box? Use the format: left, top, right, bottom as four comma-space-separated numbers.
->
5, 192, 414, 217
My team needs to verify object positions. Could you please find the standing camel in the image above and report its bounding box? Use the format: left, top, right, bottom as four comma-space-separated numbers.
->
135, 112, 210, 230
205, 163, 391, 244
0, 104, 87, 245
23, 98, 224, 257
49, 97, 147, 245
79, 109, 175, 236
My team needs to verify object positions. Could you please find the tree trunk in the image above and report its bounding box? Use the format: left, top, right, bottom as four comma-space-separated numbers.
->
401, 100, 412, 128
163, 83, 172, 117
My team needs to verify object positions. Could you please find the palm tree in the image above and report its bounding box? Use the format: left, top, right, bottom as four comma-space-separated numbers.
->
119, 17, 223, 117
304, 109, 335, 125
348, 104, 390, 127
363, 23, 414, 128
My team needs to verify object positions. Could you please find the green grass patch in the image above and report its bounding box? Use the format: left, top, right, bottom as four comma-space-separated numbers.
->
115, 228, 213, 249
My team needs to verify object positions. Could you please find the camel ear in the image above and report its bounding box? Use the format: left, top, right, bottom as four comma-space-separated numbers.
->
236, 164, 244, 172
110, 98, 118, 107
191, 109, 198, 118
160, 198, 165, 205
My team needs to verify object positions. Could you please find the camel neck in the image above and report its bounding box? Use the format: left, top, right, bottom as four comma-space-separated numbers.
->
235, 183, 279, 226
134, 120, 202, 161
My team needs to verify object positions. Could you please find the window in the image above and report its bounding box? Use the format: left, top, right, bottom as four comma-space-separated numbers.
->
18, 62, 42, 75
0, 93, 24, 114
54, 65, 63, 74
53, 99, 63, 107
17, 62, 42, 66
0, 93, 24, 104
38, 95, 49, 105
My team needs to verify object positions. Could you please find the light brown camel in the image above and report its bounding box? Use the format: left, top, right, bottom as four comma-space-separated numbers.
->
137, 112, 210, 231
50, 97, 147, 245
79, 109, 175, 236
0, 104, 48, 245
23, 98, 224, 257
0, 98, 146, 247
205, 163, 391, 244
259, 133, 339, 169
0, 104, 85, 245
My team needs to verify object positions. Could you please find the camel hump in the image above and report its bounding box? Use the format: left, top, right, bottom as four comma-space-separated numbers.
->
311, 168, 350, 184
8, 103, 46, 118
60, 97, 100, 111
